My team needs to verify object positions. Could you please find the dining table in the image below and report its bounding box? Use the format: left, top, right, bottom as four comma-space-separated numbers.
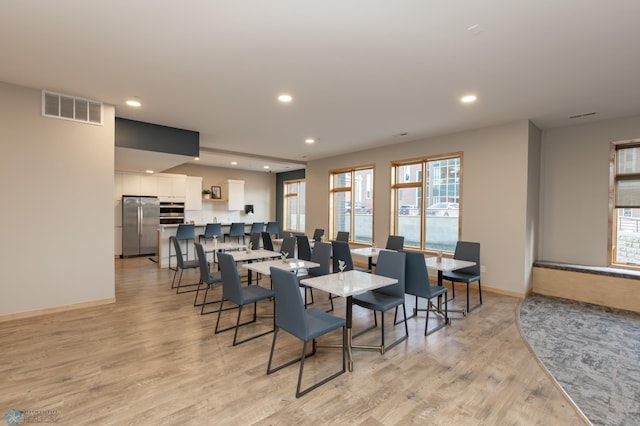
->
349, 247, 393, 270
242, 259, 320, 278
424, 256, 476, 316
300, 270, 398, 372
228, 249, 282, 284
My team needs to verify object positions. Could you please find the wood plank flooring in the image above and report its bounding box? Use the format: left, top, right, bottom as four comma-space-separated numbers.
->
0, 257, 587, 425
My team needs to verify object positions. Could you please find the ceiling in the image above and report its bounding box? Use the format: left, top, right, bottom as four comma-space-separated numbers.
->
2, 1, 640, 173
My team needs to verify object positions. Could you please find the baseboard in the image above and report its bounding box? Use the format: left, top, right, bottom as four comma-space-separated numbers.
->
0, 297, 116, 323
532, 266, 640, 313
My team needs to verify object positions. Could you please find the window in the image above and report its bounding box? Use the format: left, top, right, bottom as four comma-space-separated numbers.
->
330, 166, 374, 243
284, 179, 305, 233
611, 140, 640, 266
391, 153, 461, 253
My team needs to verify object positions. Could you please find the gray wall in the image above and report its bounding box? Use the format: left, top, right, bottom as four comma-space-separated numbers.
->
539, 114, 640, 265
276, 168, 305, 230
306, 120, 533, 296
0, 82, 115, 316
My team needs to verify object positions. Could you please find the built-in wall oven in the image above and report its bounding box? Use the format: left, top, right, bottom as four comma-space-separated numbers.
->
160, 201, 185, 224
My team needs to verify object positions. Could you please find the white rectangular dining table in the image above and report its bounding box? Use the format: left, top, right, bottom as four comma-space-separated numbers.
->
350, 247, 393, 270
228, 249, 282, 284
300, 270, 398, 372
425, 256, 476, 316
242, 259, 320, 277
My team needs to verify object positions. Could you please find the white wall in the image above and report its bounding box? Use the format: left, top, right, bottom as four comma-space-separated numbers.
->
166, 163, 276, 224
539, 114, 640, 265
0, 82, 115, 317
306, 120, 533, 296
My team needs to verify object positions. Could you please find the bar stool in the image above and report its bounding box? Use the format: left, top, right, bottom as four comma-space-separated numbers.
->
224, 222, 245, 243
170, 224, 195, 271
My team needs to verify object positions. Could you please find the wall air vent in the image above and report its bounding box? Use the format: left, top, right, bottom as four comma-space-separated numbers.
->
42, 90, 103, 125
568, 111, 597, 119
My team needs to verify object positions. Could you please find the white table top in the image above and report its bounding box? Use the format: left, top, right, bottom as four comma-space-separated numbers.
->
228, 249, 281, 262
202, 241, 246, 252
350, 247, 393, 260
242, 259, 320, 276
300, 270, 397, 298
425, 256, 476, 272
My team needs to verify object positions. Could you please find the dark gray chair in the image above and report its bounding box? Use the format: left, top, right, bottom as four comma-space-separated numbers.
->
352, 250, 408, 354
169, 224, 195, 270
335, 231, 349, 242
312, 228, 325, 242
296, 235, 312, 261
442, 241, 482, 313
266, 221, 280, 238
280, 236, 296, 259
193, 242, 224, 315
215, 252, 275, 346
385, 235, 405, 250
297, 242, 331, 307
246, 222, 264, 239
267, 267, 346, 398
262, 232, 274, 251
170, 235, 199, 293
331, 240, 369, 273
198, 223, 222, 243
224, 222, 245, 243
403, 251, 449, 335
249, 232, 261, 250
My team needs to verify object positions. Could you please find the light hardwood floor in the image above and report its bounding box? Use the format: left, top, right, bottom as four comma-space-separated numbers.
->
0, 258, 587, 425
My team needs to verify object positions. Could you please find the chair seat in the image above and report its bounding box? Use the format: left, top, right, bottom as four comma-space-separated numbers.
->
240, 285, 275, 304
207, 271, 223, 284
183, 259, 199, 269
442, 271, 480, 283
352, 290, 404, 312
300, 308, 346, 341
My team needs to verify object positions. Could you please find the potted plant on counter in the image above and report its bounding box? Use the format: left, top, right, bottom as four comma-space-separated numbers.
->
202, 189, 212, 199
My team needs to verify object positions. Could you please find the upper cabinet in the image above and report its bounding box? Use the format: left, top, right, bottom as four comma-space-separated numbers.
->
157, 174, 186, 202
185, 176, 203, 210
226, 179, 245, 210
121, 172, 158, 196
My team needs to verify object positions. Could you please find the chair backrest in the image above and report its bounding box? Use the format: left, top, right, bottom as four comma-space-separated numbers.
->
261, 232, 274, 251
312, 228, 325, 241
171, 236, 186, 269
336, 231, 349, 242
374, 250, 406, 298
250, 222, 264, 234
249, 232, 261, 249
217, 252, 243, 304
404, 251, 436, 298
308, 241, 331, 277
266, 221, 280, 237
195, 242, 214, 284
229, 222, 245, 237
453, 241, 481, 275
204, 223, 222, 239
280, 236, 296, 258
270, 267, 308, 339
176, 224, 195, 241
331, 240, 354, 272
296, 235, 312, 261
385, 235, 405, 250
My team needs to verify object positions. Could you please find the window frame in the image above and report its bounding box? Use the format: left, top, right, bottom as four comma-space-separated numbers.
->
329, 164, 375, 243
391, 152, 462, 253
283, 178, 305, 233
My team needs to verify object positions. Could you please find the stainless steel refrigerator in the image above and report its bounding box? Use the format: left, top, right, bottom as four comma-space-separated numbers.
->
122, 196, 160, 257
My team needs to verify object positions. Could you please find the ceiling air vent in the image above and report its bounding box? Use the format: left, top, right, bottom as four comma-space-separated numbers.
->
42, 90, 103, 125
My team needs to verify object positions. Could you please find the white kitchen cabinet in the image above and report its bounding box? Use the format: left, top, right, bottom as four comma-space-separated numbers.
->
185, 176, 202, 210
121, 173, 141, 195
140, 174, 158, 196
119, 172, 158, 196
226, 179, 245, 211
157, 174, 186, 202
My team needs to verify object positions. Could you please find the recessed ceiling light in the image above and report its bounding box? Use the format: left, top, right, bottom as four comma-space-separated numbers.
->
461, 95, 477, 103
231, 161, 238, 165
263, 165, 270, 169
278, 94, 292, 103
145, 170, 154, 174
126, 99, 142, 107
305, 138, 315, 144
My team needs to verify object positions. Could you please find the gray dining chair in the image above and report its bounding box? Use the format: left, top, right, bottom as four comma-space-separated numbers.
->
335, 231, 349, 242
169, 224, 195, 270
403, 251, 449, 335
261, 232, 274, 251
170, 235, 199, 294
215, 252, 275, 346
297, 241, 332, 307
267, 267, 346, 398
198, 223, 222, 243
193, 242, 224, 315
280, 236, 296, 259
352, 250, 408, 354
296, 235, 312, 261
442, 241, 482, 313
312, 228, 325, 242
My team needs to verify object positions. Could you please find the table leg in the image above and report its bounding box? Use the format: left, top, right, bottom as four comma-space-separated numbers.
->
439, 269, 466, 317
368, 256, 373, 271
346, 295, 354, 372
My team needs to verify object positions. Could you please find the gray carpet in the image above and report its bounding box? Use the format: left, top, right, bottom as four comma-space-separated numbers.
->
519, 294, 640, 426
